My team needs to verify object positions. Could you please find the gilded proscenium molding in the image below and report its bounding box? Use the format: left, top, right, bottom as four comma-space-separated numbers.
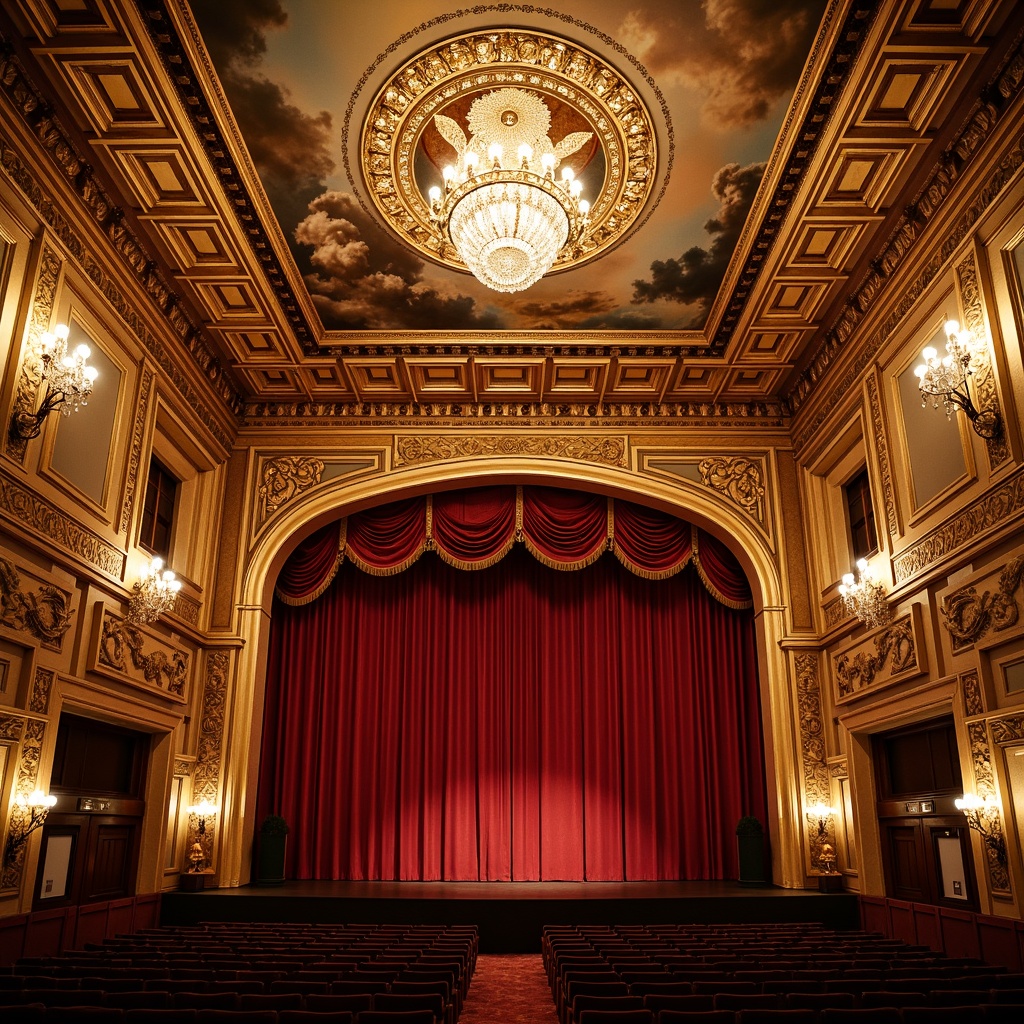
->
395, 434, 627, 467
0, 466, 125, 577
941, 555, 1024, 652
361, 28, 657, 273
258, 456, 325, 524
962, 668, 986, 718
244, 398, 788, 427
966, 720, 1010, 894
864, 372, 898, 541
790, 24, 1024, 444
95, 609, 189, 702
698, 457, 765, 524
188, 650, 230, 868
894, 465, 1024, 584
833, 610, 921, 704
0, 717, 46, 891
4, 245, 61, 465
0, 45, 239, 447
28, 667, 55, 716
795, 652, 835, 872
121, 369, 154, 534
0, 556, 73, 652
957, 251, 1008, 467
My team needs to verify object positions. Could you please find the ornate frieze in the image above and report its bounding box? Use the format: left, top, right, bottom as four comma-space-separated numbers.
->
698, 457, 765, 524
795, 652, 835, 871
864, 373, 898, 540
395, 434, 627, 467
0, 714, 24, 742
0, 467, 125, 577
941, 555, 1023, 652
4, 245, 61, 465
94, 609, 189, 702
173, 757, 195, 777
188, 650, 230, 866
0, 717, 46, 891
121, 368, 154, 534
28, 667, 55, 715
990, 714, 1024, 745
828, 758, 848, 779
0, 555, 73, 651
894, 467, 1024, 584
966, 721, 1011, 895
956, 252, 1008, 468
833, 611, 921, 704
961, 668, 985, 718
258, 456, 325, 523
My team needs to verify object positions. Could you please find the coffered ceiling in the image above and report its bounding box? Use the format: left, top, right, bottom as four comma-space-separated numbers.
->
1, 0, 1021, 420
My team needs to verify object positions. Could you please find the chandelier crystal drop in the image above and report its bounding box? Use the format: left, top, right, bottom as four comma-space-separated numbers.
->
427, 88, 591, 293
838, 558, 891, 629
126, 557, 182, 626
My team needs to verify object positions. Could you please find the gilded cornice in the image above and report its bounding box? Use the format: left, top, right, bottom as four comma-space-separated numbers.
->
395, 434, 626, 468
893, 466, 1024, 584
790, 23, 1024, 447
0, 37, 240, 449
0, 466, 124, 577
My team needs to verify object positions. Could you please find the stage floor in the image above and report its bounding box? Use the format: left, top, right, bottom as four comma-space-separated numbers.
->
162, 880, 860, 952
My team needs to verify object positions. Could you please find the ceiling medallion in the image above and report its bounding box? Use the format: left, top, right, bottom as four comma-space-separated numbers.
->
361, 29, 657, 285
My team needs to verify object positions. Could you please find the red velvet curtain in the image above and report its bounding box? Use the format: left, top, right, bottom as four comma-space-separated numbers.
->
260, 488, 765, 882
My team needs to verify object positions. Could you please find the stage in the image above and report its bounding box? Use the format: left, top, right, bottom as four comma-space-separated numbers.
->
160, 880, 860, 952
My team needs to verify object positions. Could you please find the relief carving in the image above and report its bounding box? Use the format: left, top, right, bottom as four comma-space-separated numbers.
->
0, 714, 24, 742
98, 612, 189, 699
966, 720, 1011, 894
28, 667, 55, 715
0, 718, 46, 891
258, 456, 325, 523
796, 652, 833, 870
396, 434, 626, 467
121, 369, 154, 533
833, 614, 917, 701
941, 556, 1023, 651
0, 555, 73, 651
698, 457, 765, 523
188, 650, 231, 865
990, 715, 1024, 745
865, 374, 898, 539
961, 668, 985, 717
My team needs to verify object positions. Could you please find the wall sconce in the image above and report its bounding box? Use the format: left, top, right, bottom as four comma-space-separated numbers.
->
807, 801, 835, 842
807, 801, 840, 882
914, 318, 1001, 439
955, 792, 1006, 866
838, 558, 891, 628
9, 323, 99, 441
125, 557, 182, 626
3, 789, 57, 866
187, 799, 217, 873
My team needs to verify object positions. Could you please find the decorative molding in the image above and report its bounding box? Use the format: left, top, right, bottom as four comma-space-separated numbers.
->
990, 714, 1024, 745
189, 650, 231, 865
790, 24, 1024, 443
962, 668, 986, 718
94, 609, 189, 702
966, 720, 1011, 894
795, 652, 834, 872
833, 610, 921, 704
0, 713, 25, 742
172, 591, 200, 629
4, 245, 61, 465
244, 398, 789, 426
940, 555, 1024, 652
0, 43, 239, 447
258, 456, 325, 524
828, 758, 848, 779
864, 373, 899, 540
0, 555, 73, 651
893, 466, 1024, 584
28, 667, 55, 716
956, 251, 1008, 468
173, 757, 195, 777
0, 717, 46, 891
395, 433, 628, 467
824, 595, 849, 631
698, 457, 765, 524
0, 467, 125, 577
121, 368, 154, 534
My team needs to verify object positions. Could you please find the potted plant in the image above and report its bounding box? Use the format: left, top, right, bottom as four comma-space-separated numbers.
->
735, 815, 766, 887
256, 813, 289, 886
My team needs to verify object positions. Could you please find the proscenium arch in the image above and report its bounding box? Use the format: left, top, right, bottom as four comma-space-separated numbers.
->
222, 459, 801, 889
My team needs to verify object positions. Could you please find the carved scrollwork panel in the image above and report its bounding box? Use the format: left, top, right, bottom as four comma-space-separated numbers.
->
258, 456, 326, 524
0, 555, 73, 651
698, 456, 765, 524
796, 652, 834, 870
966, 720, 1011, 894
92, 607, 190, 703
832, 609, 923, 704
0, 718, 46, 890
941, 555, 1024, 653
961, 668, 985, 717
395, 434, 627, 467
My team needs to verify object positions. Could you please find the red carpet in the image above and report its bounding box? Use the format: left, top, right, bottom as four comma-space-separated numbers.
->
461, 954, 558, 1024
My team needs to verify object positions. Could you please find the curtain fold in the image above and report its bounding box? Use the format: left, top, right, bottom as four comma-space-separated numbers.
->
274, 521, 342, 605
432, 487, 517, 569
611, 499, 693, 579
344, 497, 427, 575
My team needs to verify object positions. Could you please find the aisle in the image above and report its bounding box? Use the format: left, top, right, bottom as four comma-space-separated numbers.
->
460, 954, 559, 1024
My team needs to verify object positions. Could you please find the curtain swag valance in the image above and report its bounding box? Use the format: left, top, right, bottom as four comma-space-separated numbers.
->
275, 486, 752, 610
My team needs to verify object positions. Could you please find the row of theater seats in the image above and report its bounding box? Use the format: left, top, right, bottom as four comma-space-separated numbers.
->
541, 922, 1024, 1024
1, 921, 478, 1024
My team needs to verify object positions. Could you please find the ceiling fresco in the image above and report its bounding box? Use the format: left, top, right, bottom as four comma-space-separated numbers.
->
188, 0, 829, 334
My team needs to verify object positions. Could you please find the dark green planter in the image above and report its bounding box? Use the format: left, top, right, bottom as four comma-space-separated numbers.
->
256, 833, 287, 885
737, 832, 766, 886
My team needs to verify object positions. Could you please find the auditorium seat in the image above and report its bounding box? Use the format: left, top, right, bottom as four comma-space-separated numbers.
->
902, 1007, 985, 1023
982, 1004, 1024, 1021
819, 1011, 901, 1024
641, 994, 715, 1014
355, 1011, 437, 1024
734, 1012, 816, 1024
0, 1005, 44, 1023
576, 1010, 654, 1024
859, 991, 928, 1008
278, 1012, 354, 1024
657, 1011, 736, 1024
306, 994, 374, 1014
783, 992, 856, 1012
713, 994, 779, 1011
45, 1009, 124, 1022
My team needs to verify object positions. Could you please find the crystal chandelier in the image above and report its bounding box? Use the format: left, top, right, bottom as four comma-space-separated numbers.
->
126, 557, 182, 625
838, 558, 891, 628
914, 318, 1000, 438
10, 322, 98, 440
427, 89, 591, 293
